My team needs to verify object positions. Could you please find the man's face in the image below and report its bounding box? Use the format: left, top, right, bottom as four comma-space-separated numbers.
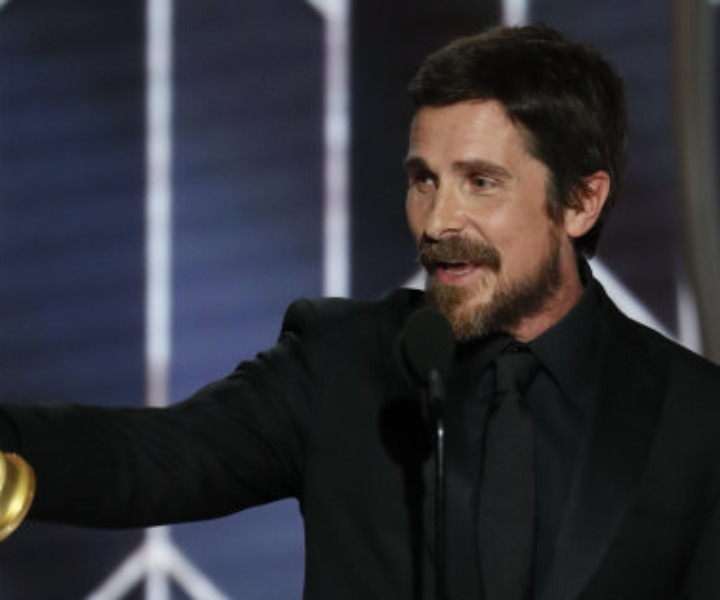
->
405, 100, 577, 341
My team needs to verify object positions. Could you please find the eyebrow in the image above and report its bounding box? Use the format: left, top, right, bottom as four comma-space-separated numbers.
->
403, 155, 432, 175
403, 156, 512, 181
452, 159, 512, 181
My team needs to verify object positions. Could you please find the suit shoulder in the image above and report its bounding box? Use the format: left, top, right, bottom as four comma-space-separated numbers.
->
279, 288, 424, 338
612, 306, 720, 385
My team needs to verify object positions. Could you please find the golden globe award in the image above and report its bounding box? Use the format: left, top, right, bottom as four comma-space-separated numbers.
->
0, 452, 35, 540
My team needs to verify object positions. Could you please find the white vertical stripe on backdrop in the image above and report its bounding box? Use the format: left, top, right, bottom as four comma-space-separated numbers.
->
145, 0, 174, 412
307, 0, 353, 297
503, 0, 529, 25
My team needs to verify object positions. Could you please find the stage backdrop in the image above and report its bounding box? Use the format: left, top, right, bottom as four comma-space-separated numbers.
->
0, 0, 716, 597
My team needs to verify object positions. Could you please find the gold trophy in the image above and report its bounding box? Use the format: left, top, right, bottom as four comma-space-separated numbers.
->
0, 452, 35, 540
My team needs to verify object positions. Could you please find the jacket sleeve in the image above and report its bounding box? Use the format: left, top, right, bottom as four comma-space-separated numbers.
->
0, 299, 320, 528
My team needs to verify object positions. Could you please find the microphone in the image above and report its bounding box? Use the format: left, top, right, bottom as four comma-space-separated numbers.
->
397, 306, 454, 600
398, 306, 454, 396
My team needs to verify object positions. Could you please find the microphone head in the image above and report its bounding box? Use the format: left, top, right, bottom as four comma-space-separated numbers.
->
398, 306, 455, 384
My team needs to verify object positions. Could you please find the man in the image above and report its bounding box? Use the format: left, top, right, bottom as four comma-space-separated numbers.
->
1, 24, 719, 600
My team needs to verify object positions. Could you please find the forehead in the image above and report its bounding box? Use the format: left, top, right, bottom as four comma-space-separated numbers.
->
408, 99, 534, 164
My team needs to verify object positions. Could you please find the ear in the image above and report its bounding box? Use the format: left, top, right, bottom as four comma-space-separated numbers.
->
563, 171, 611, 239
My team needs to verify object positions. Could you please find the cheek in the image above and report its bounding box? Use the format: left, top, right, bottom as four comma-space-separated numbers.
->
405, 196, 425, 240
494, 215, 553, 269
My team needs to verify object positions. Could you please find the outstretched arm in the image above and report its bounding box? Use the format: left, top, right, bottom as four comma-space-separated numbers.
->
0, 299, 320, 529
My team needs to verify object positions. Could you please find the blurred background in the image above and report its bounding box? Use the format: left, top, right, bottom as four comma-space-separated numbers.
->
0, 0, 717, 597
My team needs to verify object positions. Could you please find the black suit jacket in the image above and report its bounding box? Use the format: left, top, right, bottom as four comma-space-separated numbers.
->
2, 283, 720, 599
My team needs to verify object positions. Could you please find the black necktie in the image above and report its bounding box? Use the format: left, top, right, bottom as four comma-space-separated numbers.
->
478, 346, 540, 600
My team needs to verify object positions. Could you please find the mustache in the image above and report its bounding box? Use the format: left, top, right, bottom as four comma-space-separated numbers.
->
418, 235, 501, 272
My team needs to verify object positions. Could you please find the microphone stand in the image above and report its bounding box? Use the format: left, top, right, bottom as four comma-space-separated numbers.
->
397, 305, 454, 600
426, 369, 447, 600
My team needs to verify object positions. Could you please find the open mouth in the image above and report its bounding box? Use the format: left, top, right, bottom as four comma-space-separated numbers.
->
437, 261, 475, 276
429, 261, 486, 286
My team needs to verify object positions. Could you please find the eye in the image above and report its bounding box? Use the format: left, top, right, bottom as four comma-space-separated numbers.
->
409, 169, 437, 193
469, 173, 497, 192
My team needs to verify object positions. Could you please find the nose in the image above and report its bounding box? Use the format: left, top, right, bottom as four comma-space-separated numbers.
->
423, 185, 466, 240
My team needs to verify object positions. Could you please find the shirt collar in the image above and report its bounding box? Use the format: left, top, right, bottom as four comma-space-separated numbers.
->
453, 331, 512, 381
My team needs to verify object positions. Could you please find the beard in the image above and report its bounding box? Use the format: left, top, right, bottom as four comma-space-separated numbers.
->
421, 229, 562, 341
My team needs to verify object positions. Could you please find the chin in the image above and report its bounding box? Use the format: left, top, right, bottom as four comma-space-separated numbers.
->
427, 280, 496, 340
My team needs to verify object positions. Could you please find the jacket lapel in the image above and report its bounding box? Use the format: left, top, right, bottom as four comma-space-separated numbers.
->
539, 302, 667, 600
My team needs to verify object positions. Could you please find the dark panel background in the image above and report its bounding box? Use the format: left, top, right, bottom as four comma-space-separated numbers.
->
0, 1, 145, 597
0, 0, 715, 597
170, 1, 322, 596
